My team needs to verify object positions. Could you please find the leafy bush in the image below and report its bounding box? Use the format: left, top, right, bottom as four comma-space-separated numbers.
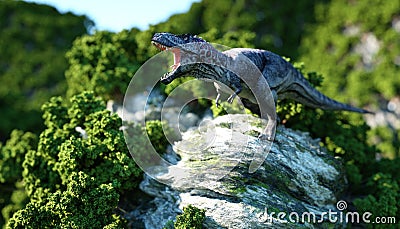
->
210, 100, 254, 118
65, 31, 143, 102
8, 172, 124, 229
0, 130, 37, 183
145, 120, 175, 154
7, 91, 142, 228
174, 205, 206, 229
0, 130, 37, 227
353, 173, 399, 229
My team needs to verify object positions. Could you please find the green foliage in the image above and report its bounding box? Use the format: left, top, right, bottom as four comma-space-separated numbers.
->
0, 182, 28, 228
64, 28, 163, 103
368, 126, 400, 159
125, 122, 170, 177
8, 172, 125, 229
199, 28, 256, 48
7, 91, 141, 228
1, 0, 399, 227
65, 31, 141, 101
0, 130, 37, 227
174, 205, 206, 229
152, 2, 204, 35
145, 120, 174, 154
0, 130, 37, 183
210, 100, 253, 118
353, 173, 399, 229
0, 1, 89, 140
298, 0, 400, 158
163, 76, 211, 108
210, 101, 229, 117
299, 0, 400, 104
155, 0, 324, 56
163, 220, 175, 229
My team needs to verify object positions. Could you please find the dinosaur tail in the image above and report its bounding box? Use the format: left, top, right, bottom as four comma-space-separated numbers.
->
286, 70, 373, 114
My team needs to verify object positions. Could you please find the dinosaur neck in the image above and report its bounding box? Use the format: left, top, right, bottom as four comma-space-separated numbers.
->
197, 43, 233, 69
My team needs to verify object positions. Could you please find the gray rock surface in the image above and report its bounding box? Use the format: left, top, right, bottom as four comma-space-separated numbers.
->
130, 114, 347, 228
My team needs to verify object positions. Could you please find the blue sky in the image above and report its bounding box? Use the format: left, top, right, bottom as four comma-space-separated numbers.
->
25, 0, 200, 32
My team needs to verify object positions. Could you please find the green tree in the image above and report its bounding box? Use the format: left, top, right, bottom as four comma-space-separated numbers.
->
65, 30, 150, 102
0, 0, 91, 141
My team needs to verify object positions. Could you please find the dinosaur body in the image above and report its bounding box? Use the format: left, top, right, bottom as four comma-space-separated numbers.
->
151, 32, 371, 140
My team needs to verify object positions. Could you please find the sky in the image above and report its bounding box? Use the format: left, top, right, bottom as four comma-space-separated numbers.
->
24, 0, 200, 32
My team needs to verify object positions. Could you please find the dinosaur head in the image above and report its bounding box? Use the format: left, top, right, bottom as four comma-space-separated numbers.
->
151, 32, 217, 84
151, 32, 206, 48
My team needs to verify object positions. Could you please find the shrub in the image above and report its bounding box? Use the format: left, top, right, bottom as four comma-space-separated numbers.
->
7, 91, 142, 228
145, 120, 175, 154
174, 205, 206, 229
0, 130, 38, 183
8, 172, 124, 229
353, 173, 399, 229
0, 130, 37, 227
65, 31, 142, 102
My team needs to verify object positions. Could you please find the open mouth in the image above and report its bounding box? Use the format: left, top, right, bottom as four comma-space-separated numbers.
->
151, 41, 181, 81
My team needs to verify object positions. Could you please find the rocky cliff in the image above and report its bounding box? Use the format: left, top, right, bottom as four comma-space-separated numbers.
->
129, 114, 347, 228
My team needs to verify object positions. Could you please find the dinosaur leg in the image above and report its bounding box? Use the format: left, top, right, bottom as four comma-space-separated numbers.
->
257, 89, 277, 141
227, 87, 242, 104
215, 93, 221, 107
258, 121, 275, 141
213, 82, 222, 107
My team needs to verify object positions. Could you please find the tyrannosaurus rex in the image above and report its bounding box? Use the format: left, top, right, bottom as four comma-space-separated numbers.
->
151, 32, 371, 140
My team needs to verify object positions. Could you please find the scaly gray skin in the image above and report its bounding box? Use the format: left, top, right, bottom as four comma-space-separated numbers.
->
151, 32, 371, 139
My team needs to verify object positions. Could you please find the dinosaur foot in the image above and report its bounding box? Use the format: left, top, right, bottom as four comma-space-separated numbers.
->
258, 133, 274, 141
227, 93, 236, 104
